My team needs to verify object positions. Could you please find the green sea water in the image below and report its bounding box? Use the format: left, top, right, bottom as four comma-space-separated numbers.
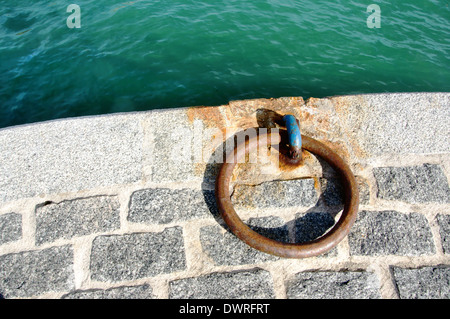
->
1, 1, 449, 129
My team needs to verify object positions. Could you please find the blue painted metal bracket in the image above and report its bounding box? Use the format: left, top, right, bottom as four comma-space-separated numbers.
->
283, 115, 302, 149
282, 114, 302, 160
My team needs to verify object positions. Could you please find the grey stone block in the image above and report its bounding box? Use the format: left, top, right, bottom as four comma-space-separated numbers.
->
286, 271, 381, 299
437, 214, 450, 254
149, 110, 197, 183
200, 217, 288, 266
35, 196, 120, 245
0, 114, 143, 203
320, 176, 370, 206
232, 178, 318, 209
294, 212, 338, 257
62, 284, 155, 299
373, 164, 450, 203
128, 188, 216, 224
0, 245, 74, 298
246, 216, 289, 242
295, 212, 335, 243
319, 178, 344, 207
169, 269, 275, 299
0, 213, 22, 246
90, 227, 186, 282
392, 266, 450, 299
348, 211, 435, 256
350, 93, 450, 156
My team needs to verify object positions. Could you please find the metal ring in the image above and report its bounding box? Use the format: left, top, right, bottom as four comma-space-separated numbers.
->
215, 131, 359, 258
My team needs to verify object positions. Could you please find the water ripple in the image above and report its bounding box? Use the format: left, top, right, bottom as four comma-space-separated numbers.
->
0, 0, 449, 128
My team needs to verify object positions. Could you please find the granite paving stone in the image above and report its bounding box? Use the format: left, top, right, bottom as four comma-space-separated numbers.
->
320, 176, 370, 206
0, 93, 449, 300
246, 216, 289, 242
437, 214, 450, 254
35, 196, 120, 245
90, 227, 186, 282
294, 212, 338, 257
286, 271, 381, 299
0, 114, 143, 203
62, 284, 155, 299
199, 217, 289, 266
149, 110, 197, 183
0, 245, 74, 298
0, 213, 22, 246
232, 178, 318, 210
392, 266, 450, 299
201, 216, 290, 265
169, 269, 275, 299
348, 210, 435, 256
373, 164, 450, 203
128, 188, 216, 224
345, 93, 450, 155
294, 212, 335, 243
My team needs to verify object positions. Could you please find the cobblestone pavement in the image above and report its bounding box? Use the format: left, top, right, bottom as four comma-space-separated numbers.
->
0, 93, 449, 299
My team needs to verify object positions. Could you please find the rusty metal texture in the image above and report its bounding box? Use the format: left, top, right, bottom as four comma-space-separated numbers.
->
215, 131, 360, 258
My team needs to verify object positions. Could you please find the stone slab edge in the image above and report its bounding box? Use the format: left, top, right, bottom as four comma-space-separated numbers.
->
0, 92, 448, 205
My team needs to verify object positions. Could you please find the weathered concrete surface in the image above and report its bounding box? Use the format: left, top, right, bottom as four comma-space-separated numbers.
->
0, 93, 449, 299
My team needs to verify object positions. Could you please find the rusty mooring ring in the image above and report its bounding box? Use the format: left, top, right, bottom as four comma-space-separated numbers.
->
215, 131, 359, 258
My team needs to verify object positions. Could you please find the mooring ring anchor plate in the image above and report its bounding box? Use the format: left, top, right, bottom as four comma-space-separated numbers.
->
215, 132, 359, 258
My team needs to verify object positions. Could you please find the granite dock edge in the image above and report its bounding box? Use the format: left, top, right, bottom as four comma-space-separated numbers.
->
0, 92, 449, 299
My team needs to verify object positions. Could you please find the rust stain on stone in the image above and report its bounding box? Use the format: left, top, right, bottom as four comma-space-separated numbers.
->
186, 105, 226, 128
226, 97, 305, 129
329, 96, 370, 160
187, 95, 370, 184
312, 176, 321, 191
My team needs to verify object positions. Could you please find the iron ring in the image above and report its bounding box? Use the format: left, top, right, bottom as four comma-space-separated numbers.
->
215, 131, 359, 258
